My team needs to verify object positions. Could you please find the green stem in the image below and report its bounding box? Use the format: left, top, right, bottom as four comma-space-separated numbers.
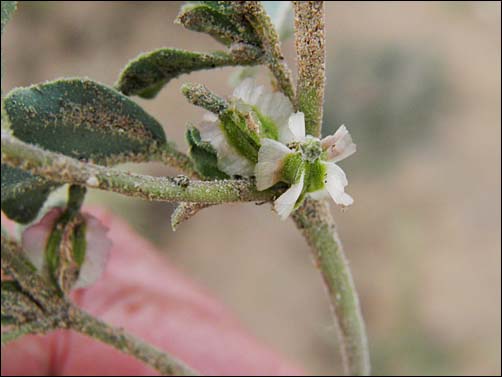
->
68, 307, 198, 376
1, 234, 63, 312
293, 1, 326, 136
1, 320, 54, 346
236, 1, 296, 102
293, 199, 370, 375
1, 233, 197, 376
1, 132, 279, 204
292, 3, 370, 374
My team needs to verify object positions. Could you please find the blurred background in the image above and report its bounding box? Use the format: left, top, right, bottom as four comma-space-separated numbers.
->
2, 1, 500, 375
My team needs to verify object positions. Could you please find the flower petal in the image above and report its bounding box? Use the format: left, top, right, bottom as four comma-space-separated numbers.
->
233, 78, 296, 147
255, 138, 292, 190
308, 188, 329, 200
233, 78, 264, 105
280, 112, 306, 144
74, 214, 112, 288
324, 162, 353, 206
274, 171, 305, 220
255, 91, 293, 132
234, 79, 294, 138
199, 113, 255, 176
21, 207, 64, 270
325, 162, 348, 187
321, 124, 356, 162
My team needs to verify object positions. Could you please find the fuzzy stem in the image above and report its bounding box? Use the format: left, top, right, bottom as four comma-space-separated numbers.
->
1, 234, 63, 312
235, 1, 295, 102
293, 1, 326, 137
292, 2, 371, 375
1, 320, 55, 346
68, 306, 198, 376
1, 132, 279, 204
293, 199, 370, 375
1, 233, 197, 375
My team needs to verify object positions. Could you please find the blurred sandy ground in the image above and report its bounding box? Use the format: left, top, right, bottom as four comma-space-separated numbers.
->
2, 1, 500, 375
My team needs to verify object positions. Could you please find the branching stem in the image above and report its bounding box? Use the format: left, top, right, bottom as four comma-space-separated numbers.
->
236, 1, 296, 102
68, 307, 198, 376
1, 234, 198, 376
1, 132, 279, 205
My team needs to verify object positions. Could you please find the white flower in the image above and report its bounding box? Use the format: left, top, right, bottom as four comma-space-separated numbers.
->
274, 170, 305, 220
199, 79, 294, 176
22, 208, 112, 289
321, 124, 357, 163
233, 78, 294, 136
255, 113, 356, 220
195, 78, 356, 220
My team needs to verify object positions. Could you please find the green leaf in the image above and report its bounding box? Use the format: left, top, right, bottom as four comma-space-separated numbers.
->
4, 78, 166, 162
186, 126, 228, 179
1, 165, 58, 224
2, 78, 167, 223
1, 1, 16, 35
194, 1, 236, 14
116, 48, 259, 98
177, 3, 259, 47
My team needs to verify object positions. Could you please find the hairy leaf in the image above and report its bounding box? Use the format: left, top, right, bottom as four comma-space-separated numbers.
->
2, 78, 167, 223
4, 78, 166, 162
195, 1, 236, 14
116, 48, 261, 98
1, 165, 58, 224
177, 3, 259, 47
186, 126, 228, 179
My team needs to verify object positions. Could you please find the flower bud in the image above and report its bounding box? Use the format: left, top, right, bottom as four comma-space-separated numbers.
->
21, 208, 112, 293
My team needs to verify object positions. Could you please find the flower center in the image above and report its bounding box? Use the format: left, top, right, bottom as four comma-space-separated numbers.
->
300, 136, 322, 163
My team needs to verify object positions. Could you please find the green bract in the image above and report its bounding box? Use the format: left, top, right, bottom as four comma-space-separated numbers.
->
251, 105, 279, 140
186, 126, 229, 179
219, 109, 261, 163
304, 160, 327, 193
281, 153, 304, 184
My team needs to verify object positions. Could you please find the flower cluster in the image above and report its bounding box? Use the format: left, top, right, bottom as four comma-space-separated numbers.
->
198, 79, 356, 219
